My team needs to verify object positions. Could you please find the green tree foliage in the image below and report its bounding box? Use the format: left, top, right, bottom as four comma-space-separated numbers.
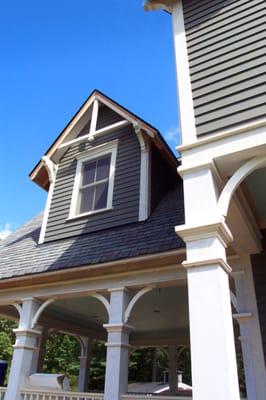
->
43, 332, 81, 388
0, 318, 17, 362
0, 317, 247, 395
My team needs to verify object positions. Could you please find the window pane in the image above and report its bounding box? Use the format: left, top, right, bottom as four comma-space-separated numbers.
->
96, 155, 111, 181
94, 182, 109, 210
82, 161, 96, 185
78, 186, 94, 214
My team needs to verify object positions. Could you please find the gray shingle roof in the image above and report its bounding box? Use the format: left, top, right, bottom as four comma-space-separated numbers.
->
0, 187, 184, 280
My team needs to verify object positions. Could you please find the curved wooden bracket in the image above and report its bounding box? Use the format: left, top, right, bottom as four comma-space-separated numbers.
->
31, 297, 57, 329
230, 291, 239, 312
133, 123, 148, 153
218, 155, 266, 218
90, 293, 111, 320
76, 336, 90, 356
42, 156, 57, 184
125, 286, 155, 323
12, 303, 22, 317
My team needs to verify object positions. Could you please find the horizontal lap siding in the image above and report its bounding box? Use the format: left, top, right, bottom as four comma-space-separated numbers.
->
183, 0, 266, 137
44, 111, 140, 242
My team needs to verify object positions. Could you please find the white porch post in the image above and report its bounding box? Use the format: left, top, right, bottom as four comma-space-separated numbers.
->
103, 288, 132, 400
232, 255, 266, 400
78, 337, 92, 392
36, 326, 49, 372
5, 298, 41, 400
168, 346, 177, 395
176, 167, 240, 400
29, 326, 49, 374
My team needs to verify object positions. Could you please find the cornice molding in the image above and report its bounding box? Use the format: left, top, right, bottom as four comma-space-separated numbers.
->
175, 219, 233, 247
183, 258, 232, 274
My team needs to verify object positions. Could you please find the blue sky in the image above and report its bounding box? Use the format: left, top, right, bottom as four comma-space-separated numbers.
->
0, 0, 179, 236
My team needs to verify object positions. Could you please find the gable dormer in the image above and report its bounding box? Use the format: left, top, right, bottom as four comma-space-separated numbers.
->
30, 91, 178, 244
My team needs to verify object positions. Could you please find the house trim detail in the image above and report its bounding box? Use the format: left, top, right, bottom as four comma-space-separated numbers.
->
68, 139, 119, 220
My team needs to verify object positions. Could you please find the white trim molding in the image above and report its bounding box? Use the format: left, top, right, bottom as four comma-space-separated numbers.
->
124, 286, 154, 323
134, 124, 151, 221
175, 219, 233, 247
31, 297, 57, 329
218, 155, 266, 218
171, 0, 197, 145
89, 99, 99, 140
69, 139, 119, 220
58, 120, 129, 150
38, 158, 58, 244
90, 293, 111, 319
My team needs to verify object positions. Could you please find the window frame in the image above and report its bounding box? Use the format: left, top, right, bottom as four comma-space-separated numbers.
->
68, 139, 119, 220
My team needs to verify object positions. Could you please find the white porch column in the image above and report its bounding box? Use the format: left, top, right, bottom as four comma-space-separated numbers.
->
78, 337, 92, 392
36, 326, 49, 373
232, 255, 266, 400
5, 298, 41, 400
103, 288, 132, 400
176, 167, 240, 400
168, 346, 177, 395
29, 326, 49, 374
151, 348, 158, 383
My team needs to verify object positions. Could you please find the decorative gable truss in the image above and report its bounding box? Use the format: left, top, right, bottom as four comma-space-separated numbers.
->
31, 91, 175, 244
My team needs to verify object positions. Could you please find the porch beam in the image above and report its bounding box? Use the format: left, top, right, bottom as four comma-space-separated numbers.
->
0, 264, 186, 305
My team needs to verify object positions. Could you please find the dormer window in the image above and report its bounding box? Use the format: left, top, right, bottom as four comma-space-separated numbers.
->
69, 139, 118, 219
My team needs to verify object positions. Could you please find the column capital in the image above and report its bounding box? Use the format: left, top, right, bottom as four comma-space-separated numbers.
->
103, 323, 134, 333
175, 219, 233, 246
13, 328, 42, 337
233, 312, 253, 323
183, 258, 232, 274
108, 287, 131, 293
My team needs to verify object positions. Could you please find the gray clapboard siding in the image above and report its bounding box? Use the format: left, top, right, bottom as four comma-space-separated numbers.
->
188, 12, 264, 53
190, 47, 265, 80
44, 108, 141, 242
97, 105, 123, 129
195, 85, 265, 116
183, 0, 266, 136
185, 0, 263, 31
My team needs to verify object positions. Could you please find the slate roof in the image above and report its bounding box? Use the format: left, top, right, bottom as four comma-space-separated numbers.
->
0, 187, 185, 280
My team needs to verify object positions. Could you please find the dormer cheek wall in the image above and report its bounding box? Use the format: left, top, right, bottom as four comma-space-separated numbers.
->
44, 125, 141, 242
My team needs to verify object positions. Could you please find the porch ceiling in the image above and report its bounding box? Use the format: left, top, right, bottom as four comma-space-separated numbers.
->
245, 167, 266, 229
42, 284, 189, 343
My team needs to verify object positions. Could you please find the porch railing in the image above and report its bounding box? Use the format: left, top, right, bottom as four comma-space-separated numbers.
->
21, 390, 104, 400
0, 388, 6, 400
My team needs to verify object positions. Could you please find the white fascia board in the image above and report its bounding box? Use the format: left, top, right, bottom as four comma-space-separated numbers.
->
172, 1, 197, 145
179, 123, 266, 175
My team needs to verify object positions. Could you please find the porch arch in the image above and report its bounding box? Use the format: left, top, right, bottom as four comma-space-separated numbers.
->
31, 297, 57, 329
218, 155, 266, 219
125, 286, 154, 323
11, 302, 22, 318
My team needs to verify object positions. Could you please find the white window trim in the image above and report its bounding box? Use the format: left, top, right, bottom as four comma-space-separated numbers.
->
68, 139, 119, 220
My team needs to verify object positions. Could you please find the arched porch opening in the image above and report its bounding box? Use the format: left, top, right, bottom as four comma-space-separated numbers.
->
36, 295, 109, 392
224, 163, 266, 400
126, 283, 191, 396
0, 306, 19, 386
